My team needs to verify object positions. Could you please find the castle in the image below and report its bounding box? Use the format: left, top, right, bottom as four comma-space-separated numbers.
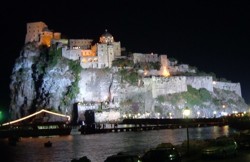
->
24, 22, 196, 75
24, 21, 243, 119
25, 22, 121, 68
24, 21, 242, 97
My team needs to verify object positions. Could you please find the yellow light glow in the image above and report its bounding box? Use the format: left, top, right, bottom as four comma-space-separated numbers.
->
82, 58, 87, 63
183, 108, 191, 117
2, 109, 70, 126
162, 66, 170, 77
81, 50, 96, 57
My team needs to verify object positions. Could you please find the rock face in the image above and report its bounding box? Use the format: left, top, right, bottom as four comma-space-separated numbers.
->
77, 69, 113, 102
9, 43, 248, 121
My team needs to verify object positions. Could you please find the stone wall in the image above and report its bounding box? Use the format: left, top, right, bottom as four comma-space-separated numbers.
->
69, 39, 93, 50
177, 64, 196, 73
97, 43, 108, 68
213, 81, 242, 97
186, 76, 213, 92
169, 64, 196, 75
151, 76, 187, 98
133, 53, 159, 63
62, 47, 81, 60
51, 39, 68, 46
112, 42, 121, 58
77, 69, 113, 102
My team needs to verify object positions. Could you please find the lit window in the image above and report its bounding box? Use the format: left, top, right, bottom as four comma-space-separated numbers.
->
82, 58, 87, 63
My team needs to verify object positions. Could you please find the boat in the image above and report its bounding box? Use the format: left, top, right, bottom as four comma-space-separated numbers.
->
0, 121, 72, 138
0, 109, 72, 138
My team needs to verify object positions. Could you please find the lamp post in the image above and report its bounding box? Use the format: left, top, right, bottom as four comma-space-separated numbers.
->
213, 111, 217, 118
183, 107, 191, 156
197, 111, 200, 118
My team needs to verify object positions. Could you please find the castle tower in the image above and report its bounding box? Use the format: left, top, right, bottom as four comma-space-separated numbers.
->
25, 22, 47, 44
39, 27, 53, 47
97, 30, 121, 68
25, 21, 60, 47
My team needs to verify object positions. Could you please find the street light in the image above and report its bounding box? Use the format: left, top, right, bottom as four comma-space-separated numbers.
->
213, 111, 217, 118
183, 107, 191, 156
183, 107, 191, 118
197, 111, 200, 118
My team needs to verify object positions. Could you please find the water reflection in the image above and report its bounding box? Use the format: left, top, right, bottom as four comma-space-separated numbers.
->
2, 126, 236, 162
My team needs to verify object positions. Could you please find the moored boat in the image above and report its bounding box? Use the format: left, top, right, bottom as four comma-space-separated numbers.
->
0, 122, 72, 138
0, 109, 72, 138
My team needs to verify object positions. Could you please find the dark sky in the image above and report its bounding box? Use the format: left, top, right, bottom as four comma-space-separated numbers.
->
1, 0, 250, 106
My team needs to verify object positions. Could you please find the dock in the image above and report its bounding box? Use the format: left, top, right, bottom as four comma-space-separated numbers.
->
79, 118, 227, 135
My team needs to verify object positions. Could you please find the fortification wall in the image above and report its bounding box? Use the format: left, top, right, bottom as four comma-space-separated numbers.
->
213, 81, 242, 97
112, 42, 121, 57
133, 53, 159, 63
69, 39, 93, 49
169, 64, 196, 75
177, 64, 196, 73
186, 76, 213, 92
151, 76, 187, 98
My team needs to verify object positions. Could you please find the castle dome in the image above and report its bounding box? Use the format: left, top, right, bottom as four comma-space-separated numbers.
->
99, 29, 114, 44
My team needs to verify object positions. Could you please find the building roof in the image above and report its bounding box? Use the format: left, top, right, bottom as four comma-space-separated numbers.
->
99, 29, 114, 43
101, 29, 113, 38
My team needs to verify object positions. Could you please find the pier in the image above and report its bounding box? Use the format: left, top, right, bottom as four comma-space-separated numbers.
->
79, 118, 227, 134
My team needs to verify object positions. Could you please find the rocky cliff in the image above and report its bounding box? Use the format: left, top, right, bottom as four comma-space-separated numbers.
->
9, 43, 248, 121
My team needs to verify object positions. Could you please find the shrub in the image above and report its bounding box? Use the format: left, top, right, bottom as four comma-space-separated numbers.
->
156, 95, 165, 103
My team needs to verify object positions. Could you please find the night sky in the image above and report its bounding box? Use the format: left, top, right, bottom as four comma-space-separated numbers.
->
1, 0, 250, 107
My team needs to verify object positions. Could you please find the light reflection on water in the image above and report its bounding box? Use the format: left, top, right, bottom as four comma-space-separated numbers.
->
2, 126, 236, 162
